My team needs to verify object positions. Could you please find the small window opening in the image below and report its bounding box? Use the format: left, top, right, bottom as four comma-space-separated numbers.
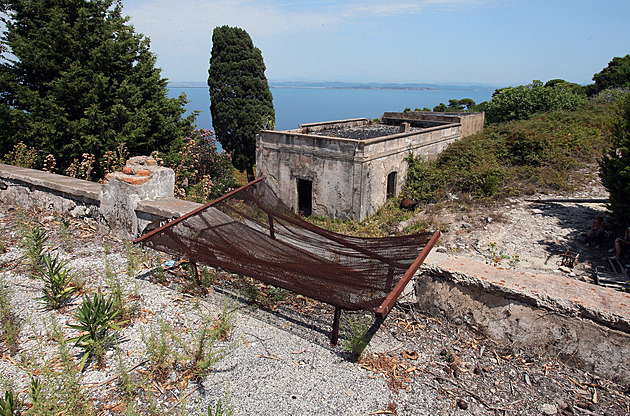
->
387, 172, 398, 199
297, 179, 313, 217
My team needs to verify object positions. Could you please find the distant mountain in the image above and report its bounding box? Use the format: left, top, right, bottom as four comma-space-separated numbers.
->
168, 80, 497, 91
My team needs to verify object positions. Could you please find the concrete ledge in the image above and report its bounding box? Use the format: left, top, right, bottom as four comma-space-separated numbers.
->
137, 197, 203, 219
417, 256, 630, 384
0, 163, 101, 202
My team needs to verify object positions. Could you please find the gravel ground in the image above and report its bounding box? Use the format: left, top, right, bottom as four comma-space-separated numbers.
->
1, 190, 630, 415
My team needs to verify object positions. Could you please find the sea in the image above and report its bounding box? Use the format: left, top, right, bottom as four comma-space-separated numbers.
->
167, 85, 495, 133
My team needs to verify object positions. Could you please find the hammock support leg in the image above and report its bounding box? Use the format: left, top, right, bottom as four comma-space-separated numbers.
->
331, 307, 342, 345
189, 260, 199, 286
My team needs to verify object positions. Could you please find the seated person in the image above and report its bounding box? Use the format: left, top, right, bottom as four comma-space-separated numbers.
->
586, 216, 606, 248
610, 226, 630, 260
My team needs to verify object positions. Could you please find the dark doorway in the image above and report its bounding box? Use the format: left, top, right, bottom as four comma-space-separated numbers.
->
297, 179, 313, 217
387, 172, 398, 199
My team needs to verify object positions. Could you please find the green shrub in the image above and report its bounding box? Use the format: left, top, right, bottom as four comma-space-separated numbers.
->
68, 293, 125, 370
37, 252, 77, 309
403, 102, 614, 203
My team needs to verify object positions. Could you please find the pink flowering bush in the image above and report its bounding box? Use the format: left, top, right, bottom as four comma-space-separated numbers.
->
173, 129, 236, 202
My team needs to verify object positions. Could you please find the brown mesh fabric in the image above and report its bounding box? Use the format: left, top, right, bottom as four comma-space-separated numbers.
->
135, 178, 436, 312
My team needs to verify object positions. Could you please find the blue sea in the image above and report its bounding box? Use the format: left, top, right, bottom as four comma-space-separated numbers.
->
167, 86, 495, 133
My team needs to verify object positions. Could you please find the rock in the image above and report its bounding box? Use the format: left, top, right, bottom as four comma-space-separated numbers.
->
461, 222, 473, 229
559, 266, 572, 273
436, 246, 447, 253
540, 403, 557, 415
456, 398, 468, 410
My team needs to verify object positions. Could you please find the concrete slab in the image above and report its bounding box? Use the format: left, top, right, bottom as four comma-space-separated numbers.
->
432, 256, 630, 333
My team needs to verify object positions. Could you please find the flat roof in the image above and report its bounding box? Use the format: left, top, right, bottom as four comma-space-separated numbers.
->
317, 124, 421, 140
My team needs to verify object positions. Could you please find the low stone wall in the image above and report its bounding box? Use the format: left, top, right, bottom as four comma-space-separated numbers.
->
0, 162, 201, 239
416, 255, 630, 384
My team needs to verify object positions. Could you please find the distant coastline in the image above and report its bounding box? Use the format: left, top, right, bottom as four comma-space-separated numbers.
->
168, 80, 496, 92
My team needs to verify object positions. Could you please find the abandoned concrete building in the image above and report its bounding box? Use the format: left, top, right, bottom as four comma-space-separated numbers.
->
256, 111, 485, 220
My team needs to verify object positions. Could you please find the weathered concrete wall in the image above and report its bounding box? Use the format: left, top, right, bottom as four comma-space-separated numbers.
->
0, 162, 200, 238
257, 131, 361, 218
382, 111, 485, 138
415, 257, 630, 384
358, 125, 461, 219
297, 118, 371, 134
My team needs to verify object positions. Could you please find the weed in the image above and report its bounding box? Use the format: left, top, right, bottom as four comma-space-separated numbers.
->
68, 293, 125, 370
20, 225, 49, 273
26, 317, 96, 415
342, 316, 370, 361
174, 302, 239, 381
207, 398, 234, 416
104, 243, 138, 323
57, 215, 73, 253
210, 299, 236, 341
236, 274, 259, 304
0, 275, 20, 355
36, 252, 77, 309
125, 241, 146, 278
141, 318, 176, 382
0, 387, 21, 416
114, 349, 140, 399
484, 242, 520, 269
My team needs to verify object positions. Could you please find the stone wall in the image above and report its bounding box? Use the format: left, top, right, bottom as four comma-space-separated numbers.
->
0, 161, 201, 239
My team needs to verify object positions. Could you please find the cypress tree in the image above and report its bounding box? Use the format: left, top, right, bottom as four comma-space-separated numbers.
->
208, 25, 274, 182
0, 0, 195, 173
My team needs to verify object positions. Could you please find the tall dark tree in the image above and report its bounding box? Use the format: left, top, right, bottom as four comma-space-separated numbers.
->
0, 0, 195, 172
208, 25, 274, 181
599, 92, 630, 228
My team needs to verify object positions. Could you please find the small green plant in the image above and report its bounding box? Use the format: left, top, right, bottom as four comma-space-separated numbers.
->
68, 293, 125, 370
141, 318, 176, 382
0, 275, 20, 355
104, 243, 138, 323
20, 225, 49, 273
484, 242, 520, 269
0, 387, 21, 416
211, 299, 236, 341
236, 274, 259, 305
29, 377, 41, 405
174, 303, 239, 381
125, 241, 146, 278
342, 316, 370, 361
207, 398, 234, 416
36, 252, 77, 309
27, 317, 96, 415
57, 216, 73, 253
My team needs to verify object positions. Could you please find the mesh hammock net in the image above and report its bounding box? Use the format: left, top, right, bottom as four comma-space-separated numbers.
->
135, 178, 438, 315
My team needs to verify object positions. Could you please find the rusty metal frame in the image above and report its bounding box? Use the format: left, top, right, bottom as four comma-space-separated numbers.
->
135, 177, 439, 344
375, 230, 440, 318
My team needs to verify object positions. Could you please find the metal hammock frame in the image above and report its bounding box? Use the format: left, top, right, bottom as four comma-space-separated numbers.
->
134, 177, 439, 344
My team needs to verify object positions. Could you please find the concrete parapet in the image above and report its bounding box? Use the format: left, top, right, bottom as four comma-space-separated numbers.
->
418, 255, 630, 384
0, 160, 188, 239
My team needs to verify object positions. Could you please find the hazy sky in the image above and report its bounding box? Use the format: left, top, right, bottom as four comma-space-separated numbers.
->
122, 0, 630, 87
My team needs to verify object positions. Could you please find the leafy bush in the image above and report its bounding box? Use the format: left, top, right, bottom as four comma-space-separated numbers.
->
403, 102, 614, 202
171, 129, 237, 202
483, 80, 588, 123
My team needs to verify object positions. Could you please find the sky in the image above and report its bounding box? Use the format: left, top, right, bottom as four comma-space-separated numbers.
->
122, 0, 629, 87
